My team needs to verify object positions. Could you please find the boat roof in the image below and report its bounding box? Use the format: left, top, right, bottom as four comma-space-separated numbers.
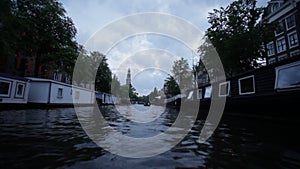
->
0, 73, 29, 82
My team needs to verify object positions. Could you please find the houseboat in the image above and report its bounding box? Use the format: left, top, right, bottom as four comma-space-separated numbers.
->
0, 73, 30, 104
95, 91, 120, 105
26, 77, 95, 106
184, 57, 300, 120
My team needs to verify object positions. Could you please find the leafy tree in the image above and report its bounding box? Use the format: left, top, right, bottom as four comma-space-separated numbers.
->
111, 74, 121, 96
91, 51, 112, 93
206, 0, 275, 76
119, 84, 138, 99
171, 57, 193, 90
0, 0, 78, 77
164, 75, 180, 97
196, 37, 222, 83
0, 0, 18, 73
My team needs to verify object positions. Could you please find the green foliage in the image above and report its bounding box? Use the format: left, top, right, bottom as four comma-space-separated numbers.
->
171, 57, 193, 89
206, 0, 275, 76
0, 0, 78, 76
164, 75, 180, 97
111, 74, 121, 96
91, 51, 112, 93
119, 84, 138, 99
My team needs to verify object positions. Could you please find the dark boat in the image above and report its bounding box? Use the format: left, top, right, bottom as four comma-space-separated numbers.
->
144, 101, 151, 106
182, 57, 300, 121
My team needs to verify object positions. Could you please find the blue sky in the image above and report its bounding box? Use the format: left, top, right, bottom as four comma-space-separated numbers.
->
61, 0, 268, 95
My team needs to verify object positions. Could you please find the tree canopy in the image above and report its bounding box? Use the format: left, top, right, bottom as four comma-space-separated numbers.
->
205, 0, 275, 76
171, 57, 193, 90
0, 0, 78, 76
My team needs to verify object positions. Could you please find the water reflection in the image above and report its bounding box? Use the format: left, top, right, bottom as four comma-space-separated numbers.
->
0, 106, 299, 169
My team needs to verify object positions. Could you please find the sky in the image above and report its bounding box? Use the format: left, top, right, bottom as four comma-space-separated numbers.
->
61, 0, 268, 96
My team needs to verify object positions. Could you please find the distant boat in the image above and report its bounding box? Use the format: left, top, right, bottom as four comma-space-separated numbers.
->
144, 101, 150, 106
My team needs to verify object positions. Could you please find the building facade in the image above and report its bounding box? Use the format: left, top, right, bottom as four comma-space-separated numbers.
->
265, 0, 300, 64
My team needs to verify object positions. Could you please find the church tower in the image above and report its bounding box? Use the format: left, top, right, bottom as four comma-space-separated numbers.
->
126, 68, 131, 85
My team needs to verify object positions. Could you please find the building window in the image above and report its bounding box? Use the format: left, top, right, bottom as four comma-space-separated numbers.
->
0, 80, 11, 97
286, 14, 296, 30
57, 88, 63, 98
276, 37, 286, 53
15, 83, 25, 98
267, 42, 275, 56
197, 89, 203, 99
290, 50, 300, 57
288, 31, 299, 48
275, 20, 284, 36
278, 54, 288, 61
268, 58, 276, 64
271, 1, 284, 12
238, 75, 255, 95
219, 81, 230, 97
275, 61, 300, 90
204, 86, 212, 98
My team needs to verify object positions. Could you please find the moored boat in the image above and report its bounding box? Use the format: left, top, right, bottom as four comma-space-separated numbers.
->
0, 73, 30, 104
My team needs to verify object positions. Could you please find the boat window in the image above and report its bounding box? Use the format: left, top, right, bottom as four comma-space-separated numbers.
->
75, 91, 80, 99
219, 81, 230, 97
204, 86, 212, 98
187, 91, 194, 100
275, 61, 300, 90
0, 80, 11, 97
239, 75, 255, 95
57, 88, 63, 98
15, 83, 25, 98
197, 89, 203, 99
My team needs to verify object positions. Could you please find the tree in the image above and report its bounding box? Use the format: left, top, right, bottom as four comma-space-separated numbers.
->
111, 74, 121, 96
119, 84, 138, 100
90, 51, 112, 93
164, 75, 180, 97
171, 57, 193, 90
0, 0, 78, 77
206, 0, 275, 76
0, 0, 18, 73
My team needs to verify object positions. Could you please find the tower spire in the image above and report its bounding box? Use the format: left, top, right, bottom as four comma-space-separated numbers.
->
126, 68, 131, 85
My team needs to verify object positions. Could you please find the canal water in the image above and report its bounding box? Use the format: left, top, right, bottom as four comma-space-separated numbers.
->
0, 105, 300, 169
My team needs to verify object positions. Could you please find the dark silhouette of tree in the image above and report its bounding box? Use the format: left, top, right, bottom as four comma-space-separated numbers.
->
206, 0, 275, 76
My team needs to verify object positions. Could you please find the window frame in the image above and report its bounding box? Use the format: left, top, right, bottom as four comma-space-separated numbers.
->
275, 20, 285, 36
0, 80, 12, 98
267, 42, 275, 57
285, 13, 296, 30
219, 81, 231, 97
204, 86, 212, 98
268, 57, 276, 64
288, 31, 299, 48
238, 75, 255, 95
276, 37, 287, 53
75, 91, 80, 100
57, 88, 63, 98
14, 82, 26, 98
197, 88, 203, 100
275, 60, 300, 91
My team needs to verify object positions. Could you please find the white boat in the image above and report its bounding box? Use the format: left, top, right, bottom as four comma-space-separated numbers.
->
26, 77, 95, 105
0, 73, 30, 104
95, 91, 119, 105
